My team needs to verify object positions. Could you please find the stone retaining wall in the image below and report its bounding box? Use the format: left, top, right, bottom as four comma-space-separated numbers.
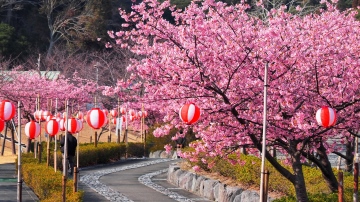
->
149, 151, 274, 202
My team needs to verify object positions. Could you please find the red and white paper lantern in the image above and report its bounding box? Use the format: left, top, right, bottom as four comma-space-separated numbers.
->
102, 109, 109, 117
76, 111, 84, 122
112, 116, 126, 124
41, 110, 51, 121
65, 118, 78, 134
129, 115, 135, 122
179, 103, 201, 125
46, 115, 54, 122
55, 112, 61, 118
128, 109, 135, 116
34, 110, 42, 121
110, 109, 118, 118
316, 107, 337, 128
0, 100, 16, 121
45, 119, 59, 137
59, 118, 65, 131
86, 108, 106, 129
120, 107, 126, 114
0, 119, 5, 132
25, 121, 40, 139
76, 119, 83, 133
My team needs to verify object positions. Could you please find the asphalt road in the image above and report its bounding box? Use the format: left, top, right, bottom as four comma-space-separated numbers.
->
79, 158, 210, 202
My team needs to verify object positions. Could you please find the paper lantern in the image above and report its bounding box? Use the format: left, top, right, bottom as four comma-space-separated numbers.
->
66, 118, 78, 134
112, 116, 125, 124
0, 100, 16, 121
41, 110, 51, 121
76, 119, 83, 133
45, 119, 59, 137
34, 110, 42, 121
86, 108, 106, 129
0, 119, 4, 132
129, 115, 135, 122
316, 107, 337, 128
25, 121, 40, 139
179, 103, 201, 125
62, 112, 67, 120
110, 109, 118, 118
59, 118, 65, 131
143, 111, 148, 118
46, 115, 54, 122
55, 112, 61, 118
102, 109, 109, 117
120, 107, 126, 114
76, 111, 84, 122
128, 109, 135, 116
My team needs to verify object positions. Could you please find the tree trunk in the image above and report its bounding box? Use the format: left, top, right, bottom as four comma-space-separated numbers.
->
5, 0, 14, 24
345, 138, 354, 172
317, 143, 339, 192
292, 154, 309, 202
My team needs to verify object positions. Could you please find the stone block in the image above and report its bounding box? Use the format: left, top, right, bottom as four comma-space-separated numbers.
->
203, 179, 219, 201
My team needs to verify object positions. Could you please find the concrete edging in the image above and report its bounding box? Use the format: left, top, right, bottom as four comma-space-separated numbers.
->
149, 150, 274, 202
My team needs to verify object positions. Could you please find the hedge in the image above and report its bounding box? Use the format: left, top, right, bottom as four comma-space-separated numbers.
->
184, 148, 359, 201
19, 141, 149, 201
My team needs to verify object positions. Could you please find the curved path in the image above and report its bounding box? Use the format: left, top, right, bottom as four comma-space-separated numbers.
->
79, 158, 210, 202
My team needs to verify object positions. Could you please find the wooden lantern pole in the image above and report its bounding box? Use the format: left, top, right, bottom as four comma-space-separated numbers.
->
54, 98, 58, 172
37, 94, 42, 163
62, 99, 69, 202
17, 101, 22, 201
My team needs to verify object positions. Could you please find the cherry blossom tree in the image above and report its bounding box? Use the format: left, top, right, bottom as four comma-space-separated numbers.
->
0, 69, 96, 118
105, 0, 360, 200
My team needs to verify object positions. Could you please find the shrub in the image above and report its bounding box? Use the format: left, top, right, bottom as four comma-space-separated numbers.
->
21, 153, 82, 201
187, 152, 359, 201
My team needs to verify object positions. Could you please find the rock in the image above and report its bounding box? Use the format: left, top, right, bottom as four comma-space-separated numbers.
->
179, 172, 195, 191
167, 163, 180, 183
152, 150, 162, 158
202, 179, 219, 201
174, 169, 186, 186
234, 190, 260, 202
214, 182, 224, 201
160, 150, 173, 158
226, 186, 244, 202
191, 175, 206, 194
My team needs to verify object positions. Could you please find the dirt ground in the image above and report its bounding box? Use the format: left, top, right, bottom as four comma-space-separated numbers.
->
0, 123, 142, 164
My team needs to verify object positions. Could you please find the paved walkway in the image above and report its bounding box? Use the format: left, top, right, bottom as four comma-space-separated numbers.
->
79, 158, 210, 202
0, 158, 209, 202
0, 163, 39, 202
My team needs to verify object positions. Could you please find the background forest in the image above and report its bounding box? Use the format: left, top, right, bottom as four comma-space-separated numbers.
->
0, 0, 356, 60
0, 0, 358, 108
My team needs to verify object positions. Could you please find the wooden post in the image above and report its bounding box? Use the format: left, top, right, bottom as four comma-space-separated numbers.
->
47, 137, 50, 167
117, 129, 120, 144
73, 167, 78, 192
143, 130, 146, 157
94, 131, 97, 147
90, 135, 92, 143
11, 126, 16, 155
263, 170, 270, 202
1, 124, 8, 156
354, 162, 359, 202
125, 129, 128, 159
38, 142, 42, 163
26, 138, 31, 153
17, 101, 22, 202
62, 176, 66, 202
34, 140, 37, 158
339, 171, 344, 202
54, 98, 58, 172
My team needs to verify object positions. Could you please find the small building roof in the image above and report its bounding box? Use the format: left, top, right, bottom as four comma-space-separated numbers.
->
0, 71, 61, 81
